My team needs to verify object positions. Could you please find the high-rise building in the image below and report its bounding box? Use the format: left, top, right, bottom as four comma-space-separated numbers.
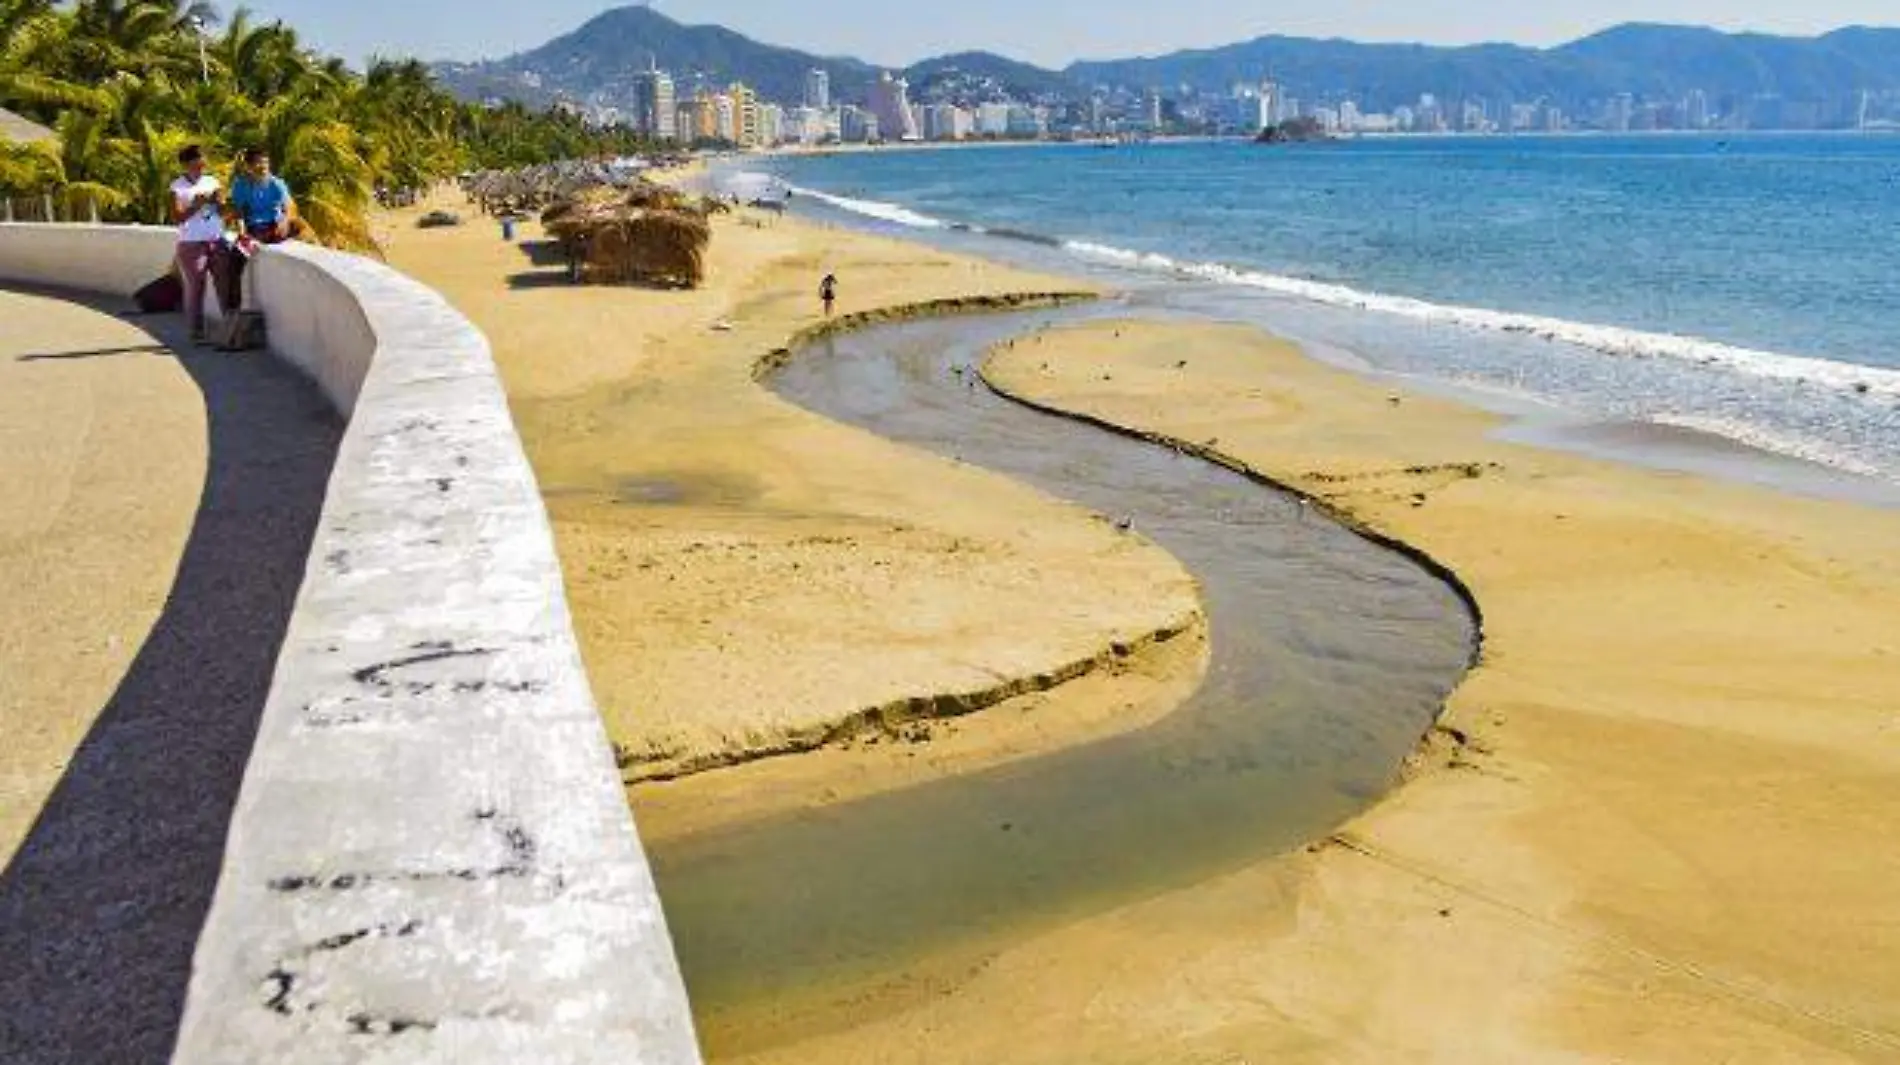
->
1275, 90, 1302, 126
868, 72, 919, 141
839, 105, 879, 143
713, 93, 737, 143
1006, 105, 1044, 138
757, 103, 783, 146
1607, 93, 1635, 132
1226, 84, 1272, 134
782, 106, 820, 144
1143, 90, 1164, 131
632, 64, 677, 142
977, 102, 1012, 137
675, 96, 717, 142
727, 82, 760, 146
805, 69, 831, 111
1685, 89, 1710, 130
922, 103, 969, 142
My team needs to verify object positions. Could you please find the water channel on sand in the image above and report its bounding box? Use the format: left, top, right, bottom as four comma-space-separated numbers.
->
640, 304, 1479, 1051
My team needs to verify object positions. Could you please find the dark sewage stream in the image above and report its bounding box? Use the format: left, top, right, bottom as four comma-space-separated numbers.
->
640, 305, 1479, 1046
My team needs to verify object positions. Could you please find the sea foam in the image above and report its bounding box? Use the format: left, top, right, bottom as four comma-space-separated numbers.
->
1060, 240, 1900, 404
1647, 414, 1886, 478
790, 185, 949, 230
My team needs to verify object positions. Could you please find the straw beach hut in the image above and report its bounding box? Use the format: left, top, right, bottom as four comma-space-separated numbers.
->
585, 209, 711, 288
539, 180, 717, 288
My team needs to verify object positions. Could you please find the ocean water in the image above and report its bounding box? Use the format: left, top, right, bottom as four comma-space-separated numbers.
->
734, 135, 1900, 493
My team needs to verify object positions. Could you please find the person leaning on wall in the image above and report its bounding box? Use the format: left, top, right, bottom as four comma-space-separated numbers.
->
208, 146, 302, 325
227, 147, 299, 244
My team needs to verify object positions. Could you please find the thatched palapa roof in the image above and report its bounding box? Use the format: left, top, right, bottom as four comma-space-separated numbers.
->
538, 179, 721, 289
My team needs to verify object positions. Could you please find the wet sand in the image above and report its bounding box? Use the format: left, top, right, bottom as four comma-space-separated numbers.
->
964, 319, 1900, 1063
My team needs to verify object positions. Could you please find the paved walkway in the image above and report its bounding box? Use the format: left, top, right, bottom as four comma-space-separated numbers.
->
0, 287, 341, 1064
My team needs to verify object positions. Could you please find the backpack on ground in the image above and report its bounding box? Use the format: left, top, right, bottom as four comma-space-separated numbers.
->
133, 272, 182, 314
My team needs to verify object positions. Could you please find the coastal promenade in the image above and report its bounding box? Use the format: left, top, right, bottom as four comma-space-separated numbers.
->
0, 226, 701, 1065
0, 287, 342, 1061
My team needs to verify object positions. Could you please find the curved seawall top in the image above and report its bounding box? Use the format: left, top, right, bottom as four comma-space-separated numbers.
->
0, 224, 701, 1064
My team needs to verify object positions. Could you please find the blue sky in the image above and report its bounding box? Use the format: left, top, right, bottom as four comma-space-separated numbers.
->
236, 0, 1899, 69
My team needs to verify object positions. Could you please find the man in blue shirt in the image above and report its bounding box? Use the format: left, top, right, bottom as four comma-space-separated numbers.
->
228, 147, 294, 243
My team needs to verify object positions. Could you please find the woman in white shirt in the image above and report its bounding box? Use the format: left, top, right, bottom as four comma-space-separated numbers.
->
169, 144, 223, 342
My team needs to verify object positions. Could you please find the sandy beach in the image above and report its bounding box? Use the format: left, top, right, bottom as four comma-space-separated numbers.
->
381, 189, 1205, 797
974, 321, 1900, 1062
382, 190, 1900, 1062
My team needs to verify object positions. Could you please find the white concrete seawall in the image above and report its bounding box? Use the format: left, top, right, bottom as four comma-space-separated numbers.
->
0, 224, 702, 1064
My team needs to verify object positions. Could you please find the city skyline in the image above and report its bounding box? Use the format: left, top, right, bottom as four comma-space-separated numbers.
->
569, 53, 1893, 149
228, 0, 1898, 71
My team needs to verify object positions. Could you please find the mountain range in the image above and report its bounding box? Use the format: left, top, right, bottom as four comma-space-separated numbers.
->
432, 6, 1900, 114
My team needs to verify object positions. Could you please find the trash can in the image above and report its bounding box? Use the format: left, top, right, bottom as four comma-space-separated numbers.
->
501, 216, 516, 241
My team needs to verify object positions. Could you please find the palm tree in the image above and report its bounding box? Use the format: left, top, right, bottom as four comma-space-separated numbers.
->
2, 0, 651, 244
0, 0, 87, 115
67, 0, 215, 82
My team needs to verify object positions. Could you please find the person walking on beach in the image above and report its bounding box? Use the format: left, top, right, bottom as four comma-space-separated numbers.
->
820, 272, 838, 317
169, 144, 224, 344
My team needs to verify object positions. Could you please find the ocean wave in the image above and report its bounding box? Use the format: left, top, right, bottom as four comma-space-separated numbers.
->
1648, 414, 1885, 478
790, 185, 949, 230
1061, 240, 1900, 403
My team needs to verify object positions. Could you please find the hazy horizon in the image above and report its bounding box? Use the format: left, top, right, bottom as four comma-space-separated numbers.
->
229, 0, 1898, 70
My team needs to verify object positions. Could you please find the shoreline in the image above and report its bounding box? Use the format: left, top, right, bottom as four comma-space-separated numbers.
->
739, 151, 1900, 494
743, 129, 1899, 166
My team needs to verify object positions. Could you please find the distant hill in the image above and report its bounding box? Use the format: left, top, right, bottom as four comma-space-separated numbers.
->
433, 6, 881, 109
1066, 24, 1900, 108
435, 9, 1077, 112
435, 8, 1900, 121
905, 51, 1081, 104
